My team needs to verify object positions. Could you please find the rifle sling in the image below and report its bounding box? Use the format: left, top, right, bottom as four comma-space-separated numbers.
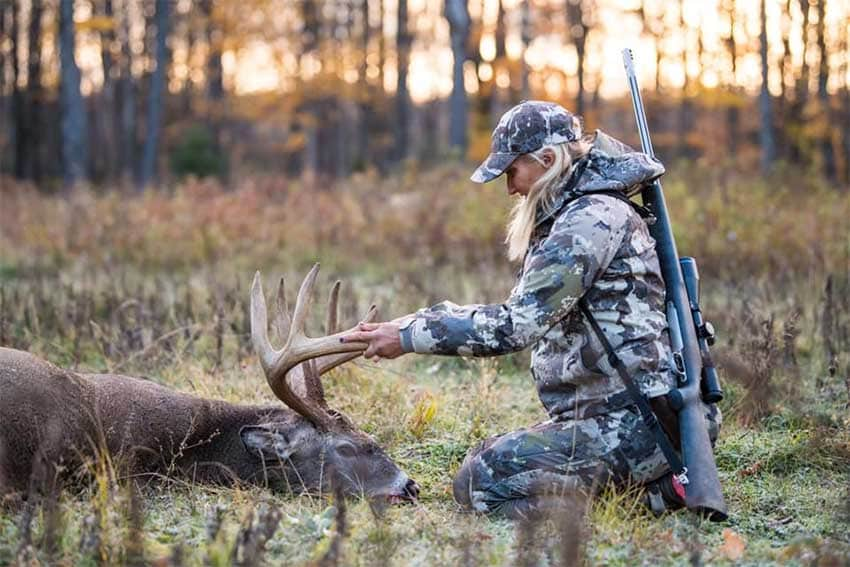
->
578, 299, 687, 482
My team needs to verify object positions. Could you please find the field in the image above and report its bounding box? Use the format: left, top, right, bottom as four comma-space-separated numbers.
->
0, 162, 849, 566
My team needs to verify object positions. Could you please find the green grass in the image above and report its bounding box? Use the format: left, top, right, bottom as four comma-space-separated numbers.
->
1, 348, 848, 566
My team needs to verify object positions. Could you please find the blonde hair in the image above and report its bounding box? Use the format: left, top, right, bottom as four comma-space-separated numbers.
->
505, 118, 592, 262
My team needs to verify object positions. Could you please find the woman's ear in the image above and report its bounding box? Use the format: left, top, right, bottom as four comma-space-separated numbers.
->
541, 149, 555, 168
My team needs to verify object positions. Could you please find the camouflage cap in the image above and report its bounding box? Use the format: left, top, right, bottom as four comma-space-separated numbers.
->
470, 100, 578, 183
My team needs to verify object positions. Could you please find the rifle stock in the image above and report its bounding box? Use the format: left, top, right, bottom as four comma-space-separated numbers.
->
622, 48, 728, 521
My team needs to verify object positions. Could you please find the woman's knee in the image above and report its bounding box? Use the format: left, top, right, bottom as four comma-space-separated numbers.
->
452, 459, 474, 509
452, 439, 491, 510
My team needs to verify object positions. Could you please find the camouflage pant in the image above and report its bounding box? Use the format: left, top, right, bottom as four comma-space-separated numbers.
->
452, 405, 678, 519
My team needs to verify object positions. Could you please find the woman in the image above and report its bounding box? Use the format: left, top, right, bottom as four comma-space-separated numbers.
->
342, 100, 688, 518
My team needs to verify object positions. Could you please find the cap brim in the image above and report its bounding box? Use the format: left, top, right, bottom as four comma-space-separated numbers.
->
470, 152, 519, 183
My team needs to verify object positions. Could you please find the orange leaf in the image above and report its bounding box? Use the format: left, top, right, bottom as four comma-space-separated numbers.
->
718, 528, 746, 561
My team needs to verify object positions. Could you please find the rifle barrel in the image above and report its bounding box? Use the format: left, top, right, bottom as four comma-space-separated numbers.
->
621, 48, 728, 520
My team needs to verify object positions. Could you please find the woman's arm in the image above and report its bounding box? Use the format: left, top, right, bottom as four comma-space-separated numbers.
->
399, 197, 630, 356
342, 196, 632, 359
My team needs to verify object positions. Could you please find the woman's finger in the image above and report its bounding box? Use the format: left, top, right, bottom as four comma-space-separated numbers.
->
340, 330, 373, 343
358, 322, 380, 331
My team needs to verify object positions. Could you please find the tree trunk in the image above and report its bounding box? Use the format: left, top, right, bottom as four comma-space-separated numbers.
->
12, 0, 24, 180
490, 0, 506, 122
201, 0, 224, 180
815, 0, 835, 180
0, 3, 6, 174
841, 84, 850, 184
779, 0, 792, 108
724, 0, 738, 154
394, 0, 411, 162
795, 0, 811, 105
202, 1, 223, 102
97, 0, 116, 183
118, 0, 136, 184
842, 21, 850, 184
378, 0, 385, 89
677, 0, 692, 157
59, 0, 89, 189
445, 0, 470, 155
758, 0, 777, 172
139, 0, 169, 190
520, 0, 531, 100
356, 0, 371, 170
25, 0, 44, 182
565, 0, 588, 116
181, 7, 195, 116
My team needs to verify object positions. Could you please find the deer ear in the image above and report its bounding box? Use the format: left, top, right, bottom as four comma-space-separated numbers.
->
240, 424, 298, 460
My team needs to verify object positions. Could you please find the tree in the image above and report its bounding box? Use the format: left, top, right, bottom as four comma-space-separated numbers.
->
0, 4, 6, 173
11, 0, 22, 179
118, 0, 136, 183
23, 0, 44, 181
638, 0, 666, 93
140, 0, 170, 189
815, 0, 835, 180
565, 0, 591, 116
520, 0, 531, 100
722, 0, 740, 154
677, 0, 694, 157
758, 0, 776, 172
395, 0, 412, 162
200, 0, 225, 179
59, 0, 89, 188
445, 0, 470, 154
96, 0, 117, 182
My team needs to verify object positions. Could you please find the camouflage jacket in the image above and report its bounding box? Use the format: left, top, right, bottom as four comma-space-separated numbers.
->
399, 131, 675, 421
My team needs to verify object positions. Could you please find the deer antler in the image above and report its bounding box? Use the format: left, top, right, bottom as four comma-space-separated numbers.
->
250, 264, 370, 430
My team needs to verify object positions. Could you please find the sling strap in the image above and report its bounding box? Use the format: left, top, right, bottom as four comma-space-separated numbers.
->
590, 189, 657, 224
578, 299, 689, 485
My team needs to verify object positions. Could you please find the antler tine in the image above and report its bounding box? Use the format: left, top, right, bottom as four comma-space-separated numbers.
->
250, 271, 276, 372
272, 276, 291, 343
326, 280, 341, 335
287, 263, 321, 349
251, 271, 335, 430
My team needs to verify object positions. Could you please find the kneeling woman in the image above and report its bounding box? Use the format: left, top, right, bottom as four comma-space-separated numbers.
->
343, 100, 699, 518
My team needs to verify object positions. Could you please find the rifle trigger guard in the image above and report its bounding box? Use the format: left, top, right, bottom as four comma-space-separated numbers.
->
671, 352, 686, 384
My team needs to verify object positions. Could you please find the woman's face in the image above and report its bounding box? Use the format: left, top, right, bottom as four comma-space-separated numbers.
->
504, 152, 552, 197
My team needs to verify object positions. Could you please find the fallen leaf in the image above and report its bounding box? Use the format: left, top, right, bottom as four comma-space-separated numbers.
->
738, 460, 763, 477
718, 528, 746, 561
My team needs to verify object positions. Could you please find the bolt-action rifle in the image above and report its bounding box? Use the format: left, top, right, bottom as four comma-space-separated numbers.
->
622, 48, 728, 521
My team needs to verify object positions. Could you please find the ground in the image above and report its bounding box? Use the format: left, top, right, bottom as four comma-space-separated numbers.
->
0, 164, 848, 565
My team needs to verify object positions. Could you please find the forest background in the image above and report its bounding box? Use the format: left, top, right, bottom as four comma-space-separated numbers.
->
0, 0, 849, 565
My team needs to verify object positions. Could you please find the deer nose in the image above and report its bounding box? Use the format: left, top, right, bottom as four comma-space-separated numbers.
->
404, 478, 420, 500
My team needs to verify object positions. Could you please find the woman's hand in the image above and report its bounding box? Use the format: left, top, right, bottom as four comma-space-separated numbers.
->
341, 321, 405, 361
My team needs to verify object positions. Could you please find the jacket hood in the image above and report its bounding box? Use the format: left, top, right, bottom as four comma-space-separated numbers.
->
535, 130, 665, 227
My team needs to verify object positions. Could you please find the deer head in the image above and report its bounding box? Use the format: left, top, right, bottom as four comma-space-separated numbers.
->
242, 265, 419, 503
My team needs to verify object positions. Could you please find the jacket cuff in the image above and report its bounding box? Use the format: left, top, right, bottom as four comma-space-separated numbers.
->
398, 320, 416, 353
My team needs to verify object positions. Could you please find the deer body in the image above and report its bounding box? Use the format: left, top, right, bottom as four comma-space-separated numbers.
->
0, 347, 411, 499
0, 266, 419, 503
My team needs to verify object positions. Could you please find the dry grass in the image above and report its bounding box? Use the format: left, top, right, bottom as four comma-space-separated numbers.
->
1, 163, 849, 564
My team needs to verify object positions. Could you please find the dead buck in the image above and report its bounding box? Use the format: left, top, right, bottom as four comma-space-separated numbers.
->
0, 265, 419, 504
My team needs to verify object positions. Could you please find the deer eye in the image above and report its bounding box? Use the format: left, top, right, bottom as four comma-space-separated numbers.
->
336, 443, 357, 458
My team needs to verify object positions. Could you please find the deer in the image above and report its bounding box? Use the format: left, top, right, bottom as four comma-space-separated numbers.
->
0, 265, 419, 504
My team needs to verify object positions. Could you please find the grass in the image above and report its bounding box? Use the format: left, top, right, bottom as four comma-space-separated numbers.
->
0, 346, 847, 565
1, 163, 849, 565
